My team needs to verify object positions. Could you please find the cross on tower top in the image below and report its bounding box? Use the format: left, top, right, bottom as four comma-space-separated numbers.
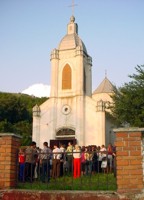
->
69, 0, 78, 16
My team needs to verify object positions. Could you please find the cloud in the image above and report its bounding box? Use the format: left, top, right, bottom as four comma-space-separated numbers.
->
22, 83, 50, 98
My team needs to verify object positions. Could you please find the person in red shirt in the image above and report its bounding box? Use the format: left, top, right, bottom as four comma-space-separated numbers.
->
18, 148, 25, 182
107, 143, 113, 173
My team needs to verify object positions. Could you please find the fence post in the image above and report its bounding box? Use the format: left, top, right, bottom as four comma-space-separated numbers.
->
0, 133, 21, 189
114, 128, 144, 193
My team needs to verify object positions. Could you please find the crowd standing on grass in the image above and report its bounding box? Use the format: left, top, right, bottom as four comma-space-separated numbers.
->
18, 141, 116, 183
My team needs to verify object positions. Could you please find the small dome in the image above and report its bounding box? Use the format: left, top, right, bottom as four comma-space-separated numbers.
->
70, 15, 75, 23
58, 33, 87, 53
58, 16, 87, 54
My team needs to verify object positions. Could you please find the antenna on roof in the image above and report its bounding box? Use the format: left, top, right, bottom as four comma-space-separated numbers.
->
68, 0, 78, 16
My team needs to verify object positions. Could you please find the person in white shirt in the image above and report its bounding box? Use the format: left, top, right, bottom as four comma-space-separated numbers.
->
59, 144, 65, 176
52, 144, 62, 178
73, 144, 81, 178
100, 144, 107, 173
100, 144, 107, 158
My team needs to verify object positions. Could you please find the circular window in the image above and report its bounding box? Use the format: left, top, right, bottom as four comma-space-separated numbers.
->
62, 105, 71, 115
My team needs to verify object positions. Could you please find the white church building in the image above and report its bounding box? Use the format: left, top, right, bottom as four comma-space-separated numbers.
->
32, 16, 115, 149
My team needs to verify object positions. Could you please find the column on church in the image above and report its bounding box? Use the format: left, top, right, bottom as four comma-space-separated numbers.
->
75, 96, 85, 146
75, 52, 84, 95
50, 49, 59, 98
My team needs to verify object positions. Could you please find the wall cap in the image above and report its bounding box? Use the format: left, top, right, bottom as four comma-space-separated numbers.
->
0, 133, 22, 138
113, 127, 144, 133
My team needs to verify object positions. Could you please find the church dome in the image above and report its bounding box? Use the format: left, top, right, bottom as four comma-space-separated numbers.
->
58, 16, 87, 54
58, 34, 87, 53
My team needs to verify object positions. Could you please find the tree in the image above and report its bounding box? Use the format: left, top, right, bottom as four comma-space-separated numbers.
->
0, 92, 47, 145
111, 65, 144, 127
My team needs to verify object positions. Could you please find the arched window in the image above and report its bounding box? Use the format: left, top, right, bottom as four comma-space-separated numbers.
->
62, 64, 72, 89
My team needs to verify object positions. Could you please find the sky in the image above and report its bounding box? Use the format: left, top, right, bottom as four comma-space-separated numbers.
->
0, 0, 144, 97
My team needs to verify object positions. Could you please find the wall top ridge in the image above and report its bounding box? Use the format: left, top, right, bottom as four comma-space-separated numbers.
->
0, 133, 22, 138
113, 127, 144, 132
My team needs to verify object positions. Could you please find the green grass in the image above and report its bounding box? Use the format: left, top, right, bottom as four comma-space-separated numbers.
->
17, 174, 117, 191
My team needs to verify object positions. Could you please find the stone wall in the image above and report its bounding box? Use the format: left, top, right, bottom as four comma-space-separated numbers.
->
142, 135, 144, 186
0, 133, 21, 189
0, 130, 144, 199
114, 128, 144, 193
0, 190, 140, 200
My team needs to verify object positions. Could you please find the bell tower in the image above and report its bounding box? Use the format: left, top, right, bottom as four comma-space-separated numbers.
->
50, 16, 92, 98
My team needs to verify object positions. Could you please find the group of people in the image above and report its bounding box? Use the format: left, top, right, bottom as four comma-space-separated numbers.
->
18, 141, 116, 183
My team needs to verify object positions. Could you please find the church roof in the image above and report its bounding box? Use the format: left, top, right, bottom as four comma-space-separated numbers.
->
58, 34, 87, 53
93, 77, 114, 94
58, 16, 87, 53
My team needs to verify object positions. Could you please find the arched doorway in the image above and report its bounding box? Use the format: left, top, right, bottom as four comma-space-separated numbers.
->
50, 128, 76, 149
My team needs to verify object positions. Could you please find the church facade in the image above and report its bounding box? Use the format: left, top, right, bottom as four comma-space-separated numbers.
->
32, 16, 115, 148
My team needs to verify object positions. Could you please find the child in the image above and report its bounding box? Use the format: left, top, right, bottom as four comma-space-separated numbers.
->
18, 148, 25, 182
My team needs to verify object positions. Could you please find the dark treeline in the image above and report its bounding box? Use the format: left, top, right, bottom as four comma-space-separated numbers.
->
0, 92, 47, 145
